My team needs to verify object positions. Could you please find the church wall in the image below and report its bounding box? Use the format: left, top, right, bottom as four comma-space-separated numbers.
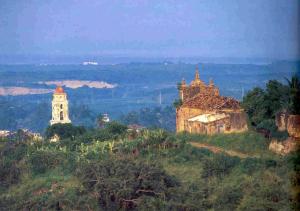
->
176, 107, 212, 132
176, 107, 248, 134
223, 110, 248, 133
186, 117, 229, 135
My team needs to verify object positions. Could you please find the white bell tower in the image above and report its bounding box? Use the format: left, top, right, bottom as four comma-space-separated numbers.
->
50, 86, 71, 125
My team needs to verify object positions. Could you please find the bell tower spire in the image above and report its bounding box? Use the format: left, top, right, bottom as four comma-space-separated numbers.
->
50, 86, 71, 125
195, 65, 200, 81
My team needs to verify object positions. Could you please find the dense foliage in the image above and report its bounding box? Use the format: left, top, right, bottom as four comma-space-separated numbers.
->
242, 80, 288, 126
45, 123, 86, 139
0, 124, 298, 210
242, 75, 300, 134
120, 106, 175, 131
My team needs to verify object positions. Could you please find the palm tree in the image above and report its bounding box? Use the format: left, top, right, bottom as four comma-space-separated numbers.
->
286, 75, 300, 114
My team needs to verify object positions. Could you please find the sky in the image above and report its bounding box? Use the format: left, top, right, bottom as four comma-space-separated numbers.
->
0, 0, 299, 60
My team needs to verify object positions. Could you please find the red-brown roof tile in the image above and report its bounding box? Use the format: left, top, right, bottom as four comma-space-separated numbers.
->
182, 93, 240, 110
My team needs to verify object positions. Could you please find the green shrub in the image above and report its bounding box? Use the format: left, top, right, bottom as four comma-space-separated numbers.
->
1, 141, 28, 161
213, 185, 243, 210
239, 158, 263, 174
45, 123, 86, 140
105, 121, 128, 136
202, 154, 240, 178
76, 157, 179, 210
28, 150, 75, 175
0, 159, 21, 189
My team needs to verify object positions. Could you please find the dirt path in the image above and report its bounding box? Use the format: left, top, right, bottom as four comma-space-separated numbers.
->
190, 142, 257, 159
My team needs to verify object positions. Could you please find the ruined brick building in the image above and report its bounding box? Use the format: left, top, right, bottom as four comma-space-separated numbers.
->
176, 66, 248, 134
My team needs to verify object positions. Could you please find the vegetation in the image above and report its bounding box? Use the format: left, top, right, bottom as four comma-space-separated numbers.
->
45, 123, 86, 140
120, 106, 175, 131
242, 75, 300, 135
286, 75, 300, 115
0, 71, 299, 209
173, 99, 183, 109
0, 123, 298, 210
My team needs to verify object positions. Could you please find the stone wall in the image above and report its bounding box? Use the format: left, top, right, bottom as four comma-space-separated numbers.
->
176, 107, 248, 134
187, 117, 229, 135
225, 111, 248, 132
275, 112, 289, 131
287, 115, 300, 138
176, 107, 208, 132
269, 137, 299, 155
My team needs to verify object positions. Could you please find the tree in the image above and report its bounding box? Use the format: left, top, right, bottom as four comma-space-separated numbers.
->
76, 158, 179, 210
242, 87, 267, 126
105, 121, 127, 136
173, 99, 183, 109
264, 80, 289, 118
45, 123, 86, 140
286, 75, 300, 114
242, 79, 291, 127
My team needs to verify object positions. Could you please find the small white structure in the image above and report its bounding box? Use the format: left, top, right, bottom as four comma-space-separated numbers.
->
0, 130, 10, 137
50, 134, 60, 142
50, 86, 71, 125
82, 61, 98, 65
102, 113, 110, 123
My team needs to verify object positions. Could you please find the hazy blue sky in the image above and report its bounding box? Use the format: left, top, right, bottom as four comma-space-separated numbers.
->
0, 0, 299, 59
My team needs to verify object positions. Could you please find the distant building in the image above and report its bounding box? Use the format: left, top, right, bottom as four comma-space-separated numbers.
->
0, 130, 11, 137
127, 124, 146, 133
82, 61, 98, 65
176, 66, 248, 135
50, 86, 71, 125
1, 129, 42, 141
102, 113, 110, 123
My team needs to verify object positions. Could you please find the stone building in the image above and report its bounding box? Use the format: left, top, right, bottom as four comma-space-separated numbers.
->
50, 86, 71, 125
176, 66, 248, 134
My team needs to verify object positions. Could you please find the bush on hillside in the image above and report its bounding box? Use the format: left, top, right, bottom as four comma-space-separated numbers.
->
202, 154, 240, 178
28, 150, 75, 175
45, 123, 86, 140
76, 157, 179, 210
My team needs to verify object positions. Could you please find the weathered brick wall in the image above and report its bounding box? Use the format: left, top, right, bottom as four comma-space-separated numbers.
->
287, 115, 300, 138
176, 107, 248, 134
275, 112, 289, 131
176, 107, 208, 132
187, 117, 229, 135
225, 111, 248, 132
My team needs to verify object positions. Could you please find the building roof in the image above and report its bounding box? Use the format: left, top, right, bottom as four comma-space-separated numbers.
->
188, 113, 229, 123
54, 86, 65, 94
182, 93, 241, 111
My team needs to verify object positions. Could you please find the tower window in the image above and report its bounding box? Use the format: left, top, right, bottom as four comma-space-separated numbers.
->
60, 111, 64, 120
60, 104, 63, 109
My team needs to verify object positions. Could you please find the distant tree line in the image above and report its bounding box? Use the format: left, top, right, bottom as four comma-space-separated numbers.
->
120, 106, 176, 131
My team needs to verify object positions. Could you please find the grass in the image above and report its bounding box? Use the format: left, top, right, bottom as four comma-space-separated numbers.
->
177, 131, 278, 158
162, 160, 202, 185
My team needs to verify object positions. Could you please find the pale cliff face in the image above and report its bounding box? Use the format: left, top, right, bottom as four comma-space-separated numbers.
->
0, 87, 52, 96
39, 80, 117, 89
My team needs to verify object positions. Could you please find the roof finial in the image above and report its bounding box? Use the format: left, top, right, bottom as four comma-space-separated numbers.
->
195, 65, 200, 81
209, 78, 214, 86
182, 78, 186, 85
